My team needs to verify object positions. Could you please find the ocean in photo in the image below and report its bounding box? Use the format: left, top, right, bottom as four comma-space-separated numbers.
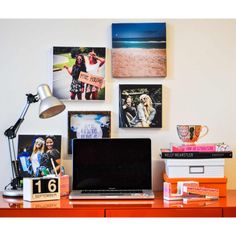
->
112, 38, 166, 49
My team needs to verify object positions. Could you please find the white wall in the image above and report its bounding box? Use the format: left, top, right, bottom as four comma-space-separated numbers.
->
1, 19, 236, 191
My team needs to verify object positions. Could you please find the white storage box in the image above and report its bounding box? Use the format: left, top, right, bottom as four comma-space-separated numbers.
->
165, 159, 225, 178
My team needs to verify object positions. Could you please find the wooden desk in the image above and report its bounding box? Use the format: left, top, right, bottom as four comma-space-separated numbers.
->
1, 191, 236, 217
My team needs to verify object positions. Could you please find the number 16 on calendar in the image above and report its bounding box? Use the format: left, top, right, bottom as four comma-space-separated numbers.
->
23, 177, 60, 201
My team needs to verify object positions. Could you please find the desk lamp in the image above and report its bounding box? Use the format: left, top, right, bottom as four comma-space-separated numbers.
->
3, 84, 65, 197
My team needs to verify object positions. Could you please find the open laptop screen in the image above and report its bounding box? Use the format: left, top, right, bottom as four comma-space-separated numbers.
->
72, 138, 151, 190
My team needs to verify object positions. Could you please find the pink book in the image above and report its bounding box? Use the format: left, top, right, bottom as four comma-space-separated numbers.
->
171, 143, 230, 152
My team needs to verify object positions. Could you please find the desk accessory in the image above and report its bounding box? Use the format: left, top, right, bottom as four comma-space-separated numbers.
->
182, 196, 218, 204
17, 134, 62, 178
177, 125, 208, 143
163, 181, 219, 204
23, 177, 60, 201
164, 158, 225, 178
163, 181, 199, 201
182, 185, 219, 197
60, 175, 70, 196
3, 84, 65, 197
163, 173, 227, 197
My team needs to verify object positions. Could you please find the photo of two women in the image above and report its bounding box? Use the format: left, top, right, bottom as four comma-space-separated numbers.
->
119, 85, 162, 128
17, 135, 61, 178
53, 47, 106, 101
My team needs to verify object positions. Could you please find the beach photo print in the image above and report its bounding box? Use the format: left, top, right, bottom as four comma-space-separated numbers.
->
17, 135, 62, 178
53, 47, 106, 101
119, 84, 162, 128
68, 111, 111, 154
112, 22, 166, 78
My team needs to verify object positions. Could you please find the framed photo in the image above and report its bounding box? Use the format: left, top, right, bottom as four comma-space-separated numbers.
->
112, 22, 166, 78
119, 84, 162, 128
53, 47, 106, 101
17, 135, 62, 178
68, 111, 111, 154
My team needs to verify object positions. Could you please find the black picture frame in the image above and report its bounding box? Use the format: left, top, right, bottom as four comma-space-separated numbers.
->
17, 134, 62, 178
119, 84, 162, 128
68, 111, 111, 154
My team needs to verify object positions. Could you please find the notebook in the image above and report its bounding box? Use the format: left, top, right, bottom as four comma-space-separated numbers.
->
69, 138, 154, 199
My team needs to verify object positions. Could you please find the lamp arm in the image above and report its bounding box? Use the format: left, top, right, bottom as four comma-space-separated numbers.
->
4, 93, 39, 139
4, 93, 39, 190
4, 118, 25, 140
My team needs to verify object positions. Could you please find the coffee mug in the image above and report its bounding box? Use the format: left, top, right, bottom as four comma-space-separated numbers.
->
177, 125, 209, 143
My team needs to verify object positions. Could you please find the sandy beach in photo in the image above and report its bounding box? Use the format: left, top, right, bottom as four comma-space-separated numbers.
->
112, 48, 166, 78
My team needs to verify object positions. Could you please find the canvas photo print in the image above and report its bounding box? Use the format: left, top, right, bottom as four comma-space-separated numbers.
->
17, 135, 62, 178
68, 111, 111, 154
53, 47, 106, 100
112, 22, 166, 78
119, 84, 162, 128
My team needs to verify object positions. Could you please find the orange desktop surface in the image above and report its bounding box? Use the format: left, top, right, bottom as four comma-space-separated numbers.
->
1, 191, 236, 217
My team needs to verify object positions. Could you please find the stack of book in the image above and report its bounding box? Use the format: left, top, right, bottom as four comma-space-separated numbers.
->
161, 143, 232, 159
161, 143, 232, 178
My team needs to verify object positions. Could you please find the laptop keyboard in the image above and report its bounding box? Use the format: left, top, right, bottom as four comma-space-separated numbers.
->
81, 190, 143, 194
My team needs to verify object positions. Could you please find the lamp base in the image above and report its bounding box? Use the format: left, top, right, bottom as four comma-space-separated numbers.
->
3, 189, 23, 197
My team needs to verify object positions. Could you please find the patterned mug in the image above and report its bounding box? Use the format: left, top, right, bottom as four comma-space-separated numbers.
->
177, 125, 209, 143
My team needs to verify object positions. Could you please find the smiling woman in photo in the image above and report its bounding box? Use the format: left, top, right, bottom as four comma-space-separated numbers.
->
64, 54, 87, 100
131, 94, 156, 128
45, 135, 61, 175
30, 137, 45, 176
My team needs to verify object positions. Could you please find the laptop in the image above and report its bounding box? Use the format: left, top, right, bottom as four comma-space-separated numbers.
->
69, 138, 154, 199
